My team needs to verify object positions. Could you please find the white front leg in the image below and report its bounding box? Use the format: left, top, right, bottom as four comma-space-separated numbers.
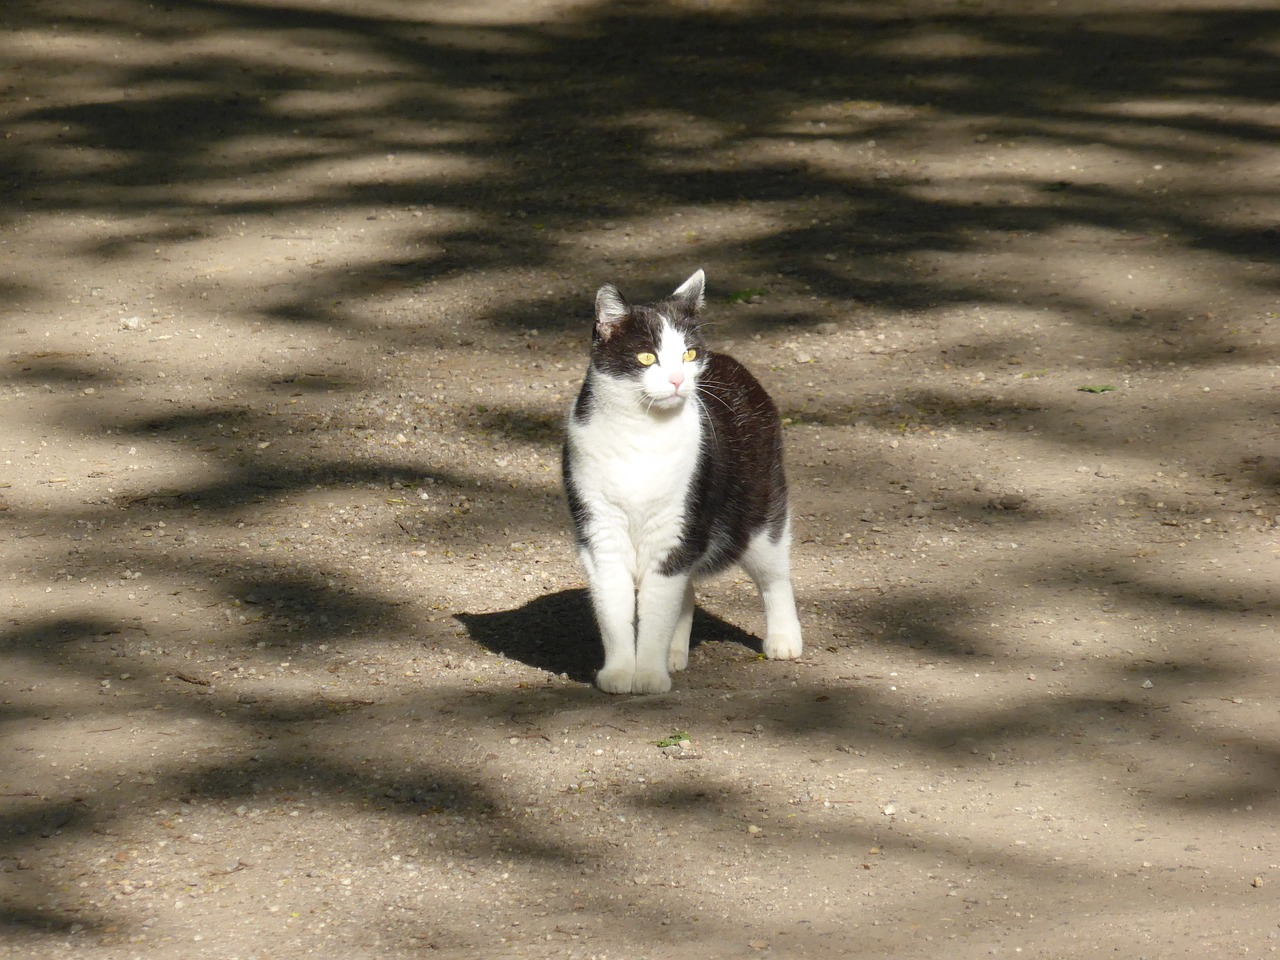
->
585, 554, 638, 694
632, 571, 690, 694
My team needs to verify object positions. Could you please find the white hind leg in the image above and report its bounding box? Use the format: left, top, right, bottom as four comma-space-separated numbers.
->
739, 522, 802, 660
668, 580, 696, 672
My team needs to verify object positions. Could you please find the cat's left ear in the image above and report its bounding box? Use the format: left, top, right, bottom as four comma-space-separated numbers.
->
672, 269, 706, 312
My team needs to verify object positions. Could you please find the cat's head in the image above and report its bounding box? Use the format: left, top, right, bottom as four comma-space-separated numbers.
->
589, 269, 708, 411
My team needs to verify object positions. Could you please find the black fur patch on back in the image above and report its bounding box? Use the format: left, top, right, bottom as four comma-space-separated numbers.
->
660, 351, 788, 577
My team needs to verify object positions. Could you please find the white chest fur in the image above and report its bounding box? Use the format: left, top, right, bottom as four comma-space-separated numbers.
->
565, 386, 701, 578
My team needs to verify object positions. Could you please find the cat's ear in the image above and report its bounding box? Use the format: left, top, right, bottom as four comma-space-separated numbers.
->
595, 283, 629, 340
672, 269, 706, 312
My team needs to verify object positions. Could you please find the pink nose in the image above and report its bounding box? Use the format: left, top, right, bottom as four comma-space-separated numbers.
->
668, 370, 684, 390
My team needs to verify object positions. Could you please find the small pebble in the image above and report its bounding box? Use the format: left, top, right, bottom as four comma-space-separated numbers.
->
992, 494, 1027, 511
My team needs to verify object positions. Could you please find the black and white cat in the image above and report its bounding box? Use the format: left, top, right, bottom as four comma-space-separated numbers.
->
562, 269, 802, 694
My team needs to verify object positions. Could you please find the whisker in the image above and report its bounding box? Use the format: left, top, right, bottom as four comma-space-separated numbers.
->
695, 386, 736, 416
695, 394, 720, 450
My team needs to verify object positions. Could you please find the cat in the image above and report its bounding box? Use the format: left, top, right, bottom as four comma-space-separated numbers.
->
562, 269, 803, 694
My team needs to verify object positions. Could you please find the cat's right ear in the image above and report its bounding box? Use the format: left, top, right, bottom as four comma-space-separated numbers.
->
595, 284, 629, 341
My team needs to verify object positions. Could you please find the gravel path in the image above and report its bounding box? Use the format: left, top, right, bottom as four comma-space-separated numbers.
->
2, 1, 1279, 957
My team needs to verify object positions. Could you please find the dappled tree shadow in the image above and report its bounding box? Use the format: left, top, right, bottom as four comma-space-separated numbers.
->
3, 0, 1280, 954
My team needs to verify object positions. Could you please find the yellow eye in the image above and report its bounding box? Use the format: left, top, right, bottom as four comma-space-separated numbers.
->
636, 352, 657, 366
682, 348, 698, 362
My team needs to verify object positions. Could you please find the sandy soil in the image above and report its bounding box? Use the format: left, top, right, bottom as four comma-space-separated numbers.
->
2, 1, 1279, 957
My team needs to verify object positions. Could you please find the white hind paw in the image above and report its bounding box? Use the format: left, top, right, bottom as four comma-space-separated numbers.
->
763, 630, 803, 661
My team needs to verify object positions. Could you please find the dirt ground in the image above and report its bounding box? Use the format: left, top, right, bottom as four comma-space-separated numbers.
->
2, 0, 1279, 957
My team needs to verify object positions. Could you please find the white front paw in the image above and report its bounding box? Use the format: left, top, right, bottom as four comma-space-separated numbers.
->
630, 667, 673, 695
597, 665, 635, 694
668, 647, 689, 672
763, 630, 803, 661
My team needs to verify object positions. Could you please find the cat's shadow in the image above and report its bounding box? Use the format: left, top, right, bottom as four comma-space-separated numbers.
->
455, 588, 760, 684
